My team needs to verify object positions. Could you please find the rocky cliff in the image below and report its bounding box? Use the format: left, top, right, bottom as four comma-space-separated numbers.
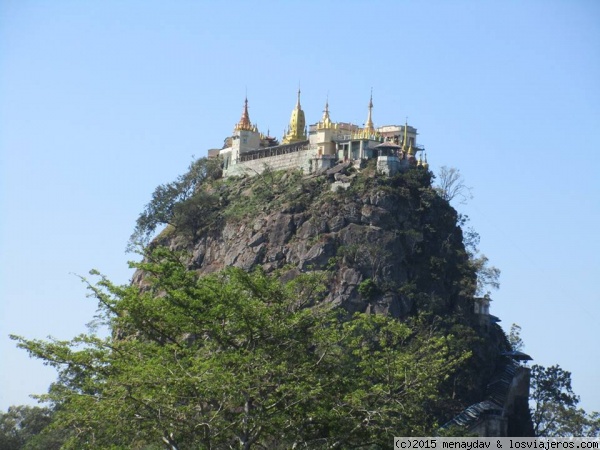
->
133, 160, 520, 428
141, 162, 474, 318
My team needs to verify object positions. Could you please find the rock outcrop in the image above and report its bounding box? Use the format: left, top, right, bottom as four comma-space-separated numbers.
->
142, 164, 474, 320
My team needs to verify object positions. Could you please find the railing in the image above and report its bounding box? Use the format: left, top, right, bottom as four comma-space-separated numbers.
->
238, 140, 311, 163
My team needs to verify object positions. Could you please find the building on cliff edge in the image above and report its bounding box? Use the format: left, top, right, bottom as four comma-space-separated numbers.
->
208, 90, 429, 177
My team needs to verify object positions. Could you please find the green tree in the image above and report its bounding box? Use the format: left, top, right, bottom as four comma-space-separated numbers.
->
459, 218, 500, 297
129, 157, 222, 248
508, 323, 524, 352
13, 247, 470, 449
0, 405, 64, 450
530, 364, 599, 437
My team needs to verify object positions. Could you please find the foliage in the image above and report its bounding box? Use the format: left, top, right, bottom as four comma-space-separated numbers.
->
222, 169, 326, 222
459, 217, 500, 298
508, 323, 524, 352
434, 167, 498, 297
129, 157, 222, 248
530, 364, 599, 437
469, 254, 500, 297
12, 247, 470, 449
357, 278, 380, 300
220, 168, 278, 221
0, 405, 65, 450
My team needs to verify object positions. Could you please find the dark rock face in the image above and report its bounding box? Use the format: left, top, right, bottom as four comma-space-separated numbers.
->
156, 169, 473, 319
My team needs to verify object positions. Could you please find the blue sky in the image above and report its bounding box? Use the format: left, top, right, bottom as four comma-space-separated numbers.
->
1, 0, 599, 414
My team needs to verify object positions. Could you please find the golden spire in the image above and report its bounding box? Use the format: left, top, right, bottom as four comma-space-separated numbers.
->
402, 119, 408, 152
282, 88, 307, 143
364, 88, 374, 132
404, 120, 416, 155
234, 96, 254, 132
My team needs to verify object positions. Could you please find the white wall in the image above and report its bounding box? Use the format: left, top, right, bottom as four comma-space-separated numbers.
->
224, 148, 319, 177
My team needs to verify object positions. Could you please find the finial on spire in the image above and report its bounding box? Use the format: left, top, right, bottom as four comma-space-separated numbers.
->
317, 94, 332, 129
364, 88, 374, 131
296, 85, 301, 109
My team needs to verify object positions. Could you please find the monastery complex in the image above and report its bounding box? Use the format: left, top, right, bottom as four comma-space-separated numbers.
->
209, 90, 429, 177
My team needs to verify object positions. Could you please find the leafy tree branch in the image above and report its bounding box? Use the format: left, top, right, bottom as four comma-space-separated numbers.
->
12, 247, 471, 448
